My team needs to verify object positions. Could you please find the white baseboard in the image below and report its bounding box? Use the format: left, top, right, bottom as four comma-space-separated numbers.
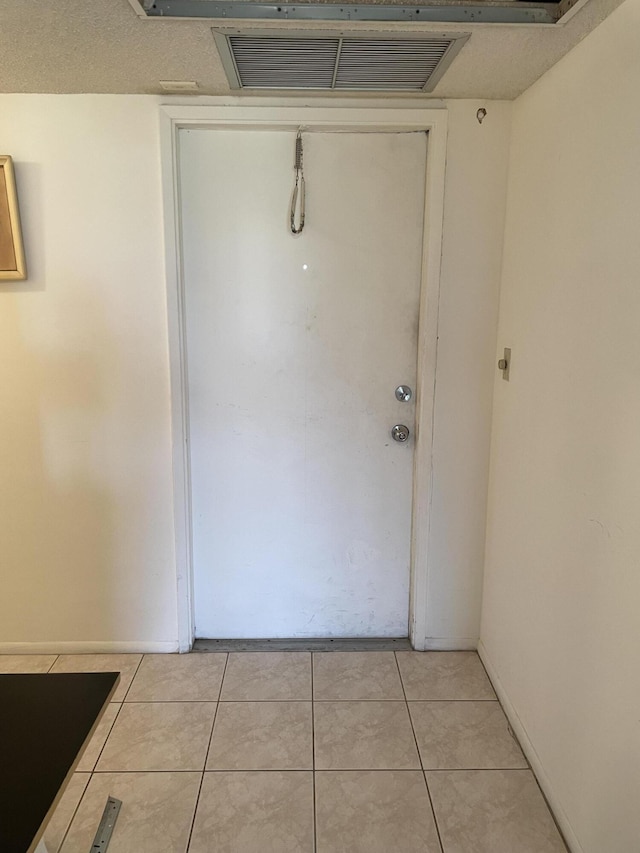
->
0, 640, 179, 654
420, 637, 479, 651
478, 640, 582, 853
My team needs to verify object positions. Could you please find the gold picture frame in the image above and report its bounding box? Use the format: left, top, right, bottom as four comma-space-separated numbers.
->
0, 155, 27, 280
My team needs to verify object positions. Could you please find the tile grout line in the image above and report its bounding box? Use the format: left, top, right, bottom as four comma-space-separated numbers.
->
86, 704, 124, 774
91, 654, 147, 768
394, 651, 445, 853
311, 653, 317, 853
90, 769, 213, 774
119, 700, 226, 705
58, 654, 147, 850
421, 768, 446, 853
475, 652, 532, 769
185, 652, 229, 853
111, 698, 502, 703
418, 767, 536, 773
120, 654, 146, 703
87, 767, 536, 774
56, 775, 90, 853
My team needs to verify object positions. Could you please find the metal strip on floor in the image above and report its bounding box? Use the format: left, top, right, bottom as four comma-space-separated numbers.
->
89, 796, 121, 853
192, 637, 412, 652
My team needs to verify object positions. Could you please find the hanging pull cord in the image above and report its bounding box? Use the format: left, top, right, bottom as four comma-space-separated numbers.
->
290, 130, 305, 235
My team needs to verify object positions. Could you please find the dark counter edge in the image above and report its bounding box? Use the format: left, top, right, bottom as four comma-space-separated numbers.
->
5, 672, 121, 853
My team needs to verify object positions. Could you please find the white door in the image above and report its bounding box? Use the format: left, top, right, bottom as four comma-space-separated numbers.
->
180, 128, 426, 638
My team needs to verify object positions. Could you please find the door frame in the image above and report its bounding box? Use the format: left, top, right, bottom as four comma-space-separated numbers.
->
159, 101, 448, 652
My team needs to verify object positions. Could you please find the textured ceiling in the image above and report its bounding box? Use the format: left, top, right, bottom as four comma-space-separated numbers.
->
0, 0, 625, 99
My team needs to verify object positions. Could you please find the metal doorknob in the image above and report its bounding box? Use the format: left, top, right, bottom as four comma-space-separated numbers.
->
391, 424, 410, 442
395, 385, 412, 402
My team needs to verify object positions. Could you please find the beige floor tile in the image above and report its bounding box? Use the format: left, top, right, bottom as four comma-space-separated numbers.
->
96, 702, 215, 771
50, 654, 142, 702
126, 653, 227, 702
60, 772, 201, 853
409, 701, 528, 770
0, 654, 57, 673
207, 701, 312, 770
396, 652, 496, 701
189, 771, 314, 853
43, 773, 90, 853
427, 769, 567, 853
220, 652, 311, 701
314, 701, 420, 770
313, 652, 404, 700
76, 703, 121, 772
316, 770, 441, 853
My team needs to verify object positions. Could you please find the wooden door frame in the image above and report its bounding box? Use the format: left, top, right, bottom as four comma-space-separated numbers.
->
159, 101, 448, 652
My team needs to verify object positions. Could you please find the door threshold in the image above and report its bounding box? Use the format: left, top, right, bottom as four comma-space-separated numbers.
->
192, 637, 412, 652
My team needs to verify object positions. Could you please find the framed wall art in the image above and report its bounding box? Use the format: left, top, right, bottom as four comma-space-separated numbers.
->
0, 155, 27, 280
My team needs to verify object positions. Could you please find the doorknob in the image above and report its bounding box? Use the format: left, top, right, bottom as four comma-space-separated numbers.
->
395, 385, 412, 402
391, 424, 410, 442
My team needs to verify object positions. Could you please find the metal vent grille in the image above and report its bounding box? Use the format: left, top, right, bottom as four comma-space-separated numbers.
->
216, 31, 469, 92
335, 39, 450, 90
231, 37, 339, 89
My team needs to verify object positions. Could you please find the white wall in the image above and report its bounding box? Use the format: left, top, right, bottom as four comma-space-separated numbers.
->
480, 1, 640, 850
0, 96, 179, 651
0, 94, 510, 651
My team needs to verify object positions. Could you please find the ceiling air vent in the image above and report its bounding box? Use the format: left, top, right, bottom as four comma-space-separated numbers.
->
213, 31, 470, 92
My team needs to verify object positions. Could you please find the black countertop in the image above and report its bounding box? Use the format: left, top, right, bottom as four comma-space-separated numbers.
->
0, 671, 119, 853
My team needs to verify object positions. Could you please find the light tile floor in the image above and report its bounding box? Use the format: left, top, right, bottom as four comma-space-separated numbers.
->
1, 651, 568, 853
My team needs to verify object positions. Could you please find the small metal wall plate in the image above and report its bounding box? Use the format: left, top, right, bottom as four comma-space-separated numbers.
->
498, 347, 511, 381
